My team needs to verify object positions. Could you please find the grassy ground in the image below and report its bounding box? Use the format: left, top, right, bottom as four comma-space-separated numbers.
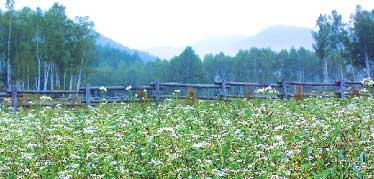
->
0, 97, 373, 178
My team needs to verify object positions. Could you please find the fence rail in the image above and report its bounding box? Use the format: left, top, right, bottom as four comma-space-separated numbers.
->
1, 80, 372, 112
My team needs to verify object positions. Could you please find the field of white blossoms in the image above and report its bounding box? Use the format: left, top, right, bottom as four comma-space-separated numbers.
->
0, 97, 373, 178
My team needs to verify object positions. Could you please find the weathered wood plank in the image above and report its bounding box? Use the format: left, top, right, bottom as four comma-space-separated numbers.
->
13, 90, 85, 94
227, 81, 281, 87
160, 82, 222, 88
286, 81, 337, 86
80, 85, 156, 91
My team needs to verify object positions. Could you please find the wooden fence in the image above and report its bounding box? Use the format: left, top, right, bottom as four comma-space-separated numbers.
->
1, 80, 372, 112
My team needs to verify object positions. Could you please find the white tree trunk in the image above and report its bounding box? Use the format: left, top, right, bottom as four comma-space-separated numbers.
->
63, 70, 66, 90
36, 24, 41, 91
69, 67, 73, 91
365, 52, 370, 77
339, 62, 344, 80
50, 64, 54, 90
323, 57, 329, 82
76, 50, 85, 90
43, 63, 50, 91
6, 11, 12, 89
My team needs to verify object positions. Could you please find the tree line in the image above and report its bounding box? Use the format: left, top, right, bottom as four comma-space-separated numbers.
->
0, 1, 96, 91
1, 2, 374, 89
313, 6, 374, 82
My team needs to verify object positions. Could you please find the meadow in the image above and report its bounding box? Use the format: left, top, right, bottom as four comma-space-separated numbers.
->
0, 97, 373, 178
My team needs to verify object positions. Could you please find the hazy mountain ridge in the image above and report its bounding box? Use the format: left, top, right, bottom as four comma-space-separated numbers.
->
96, 35, 157, 62
146, 26, 314, 58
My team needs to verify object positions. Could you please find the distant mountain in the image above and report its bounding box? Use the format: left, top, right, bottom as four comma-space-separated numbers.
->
193, 35, 246, 57
96, 35, 157, 62
235, 26, 314, 52
145, 26, 314, 59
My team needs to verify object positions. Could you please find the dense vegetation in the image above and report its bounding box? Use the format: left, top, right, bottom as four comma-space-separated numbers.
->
0, 98, 373, 178
1, 2, 374, 89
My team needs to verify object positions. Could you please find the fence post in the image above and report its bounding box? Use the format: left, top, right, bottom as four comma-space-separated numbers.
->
85, 84, 91, 106
338, 80, 346, 98
281, 80, 288, 100
221, 80, 227, 100
11, 84, 17, 113
155, 80, 161, 106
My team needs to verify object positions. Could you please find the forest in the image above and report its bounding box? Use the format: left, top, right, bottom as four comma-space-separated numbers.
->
1, 1, 374, 90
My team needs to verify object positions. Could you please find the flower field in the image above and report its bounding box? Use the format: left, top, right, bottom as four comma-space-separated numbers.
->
0, 98, 373, 178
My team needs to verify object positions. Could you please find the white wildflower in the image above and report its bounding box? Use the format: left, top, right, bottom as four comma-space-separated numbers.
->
99, 86, 107, 92
110, 161, 117, 166
359, 88, 369, 94
274, 135, 283, 142
126, 86, 132, 91
157, 127, 175, 134
361, 77, 374, 87
192, 141, 209, 148
212, 169, 225, 177
255, 86, 279, 96
40, 96, 52, 102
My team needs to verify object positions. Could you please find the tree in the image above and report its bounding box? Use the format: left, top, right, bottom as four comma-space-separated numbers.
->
351, 5, 374, 77
169, 47, 203, 83
4, 0, 15, 89
313, 14, 331, 82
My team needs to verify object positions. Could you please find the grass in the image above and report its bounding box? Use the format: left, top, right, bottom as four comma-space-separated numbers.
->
0, 97, 373, 178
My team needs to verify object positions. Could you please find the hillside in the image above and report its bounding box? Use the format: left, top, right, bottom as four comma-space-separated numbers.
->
96, 35, 157, 62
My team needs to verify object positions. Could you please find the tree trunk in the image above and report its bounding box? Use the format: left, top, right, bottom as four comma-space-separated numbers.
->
76, 50, 85, 90
349, 57, 357, 81
69, 67, 73, 91
339, 63, 344, 80
36, 24, 41, 91
56, 67, 60, 89
323, 57, 329, 82
43, 63, 50, 91
365, 52, 371, 77
27, 66, 30, 90
63, 70, 66, 90
5, 11, 12, 90
50, 64, 54, 90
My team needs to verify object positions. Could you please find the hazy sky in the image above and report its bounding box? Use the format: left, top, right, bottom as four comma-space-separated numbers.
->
4, 0, 374, 49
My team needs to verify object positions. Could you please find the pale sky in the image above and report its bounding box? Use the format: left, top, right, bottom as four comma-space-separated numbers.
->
3, 0, 374, 50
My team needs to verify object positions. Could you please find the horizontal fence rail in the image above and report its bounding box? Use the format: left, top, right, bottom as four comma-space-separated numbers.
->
1, 80, 372, 112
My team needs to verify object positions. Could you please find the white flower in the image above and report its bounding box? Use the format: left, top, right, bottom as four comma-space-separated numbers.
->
99, 86, 107, 92
359, 88, 369, 94
255, 86, 279, 96
157, 127, 175, 134
174, 90, 181, 93
40, 96, 52, 102
212, 169, 225, 177
110, 161, 117, 166
126, 86, 132, 90
274, 135, 283, 142
70, 164, 80, 169
361, 77, 374, 87
192, 141, 209, 148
